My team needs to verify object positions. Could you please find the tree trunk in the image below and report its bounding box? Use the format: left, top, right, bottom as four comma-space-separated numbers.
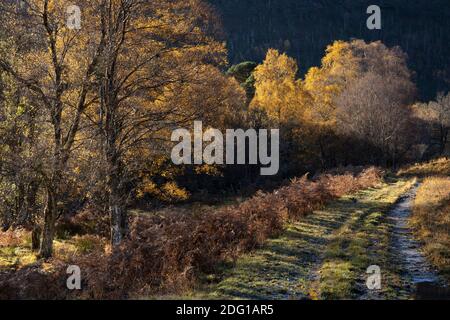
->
120, 205, 128, 239
39, 189, 57, 258
106, 147, 129, 247
109, 191, 128, 247
110, 202, 125, 247
28, 182, 41, 251
31, 225, 41, 251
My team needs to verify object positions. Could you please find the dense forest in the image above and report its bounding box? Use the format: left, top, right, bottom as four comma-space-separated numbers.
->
0, 0, 449, 300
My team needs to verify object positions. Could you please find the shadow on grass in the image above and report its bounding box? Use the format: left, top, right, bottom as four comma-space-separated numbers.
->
202, 179, 415, 300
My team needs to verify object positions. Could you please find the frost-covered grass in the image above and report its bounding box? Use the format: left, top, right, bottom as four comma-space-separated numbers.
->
193, 179, 415, 300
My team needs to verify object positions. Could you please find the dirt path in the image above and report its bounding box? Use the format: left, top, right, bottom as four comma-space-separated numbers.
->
387, 183, 446, 298
202, 179, 417, 299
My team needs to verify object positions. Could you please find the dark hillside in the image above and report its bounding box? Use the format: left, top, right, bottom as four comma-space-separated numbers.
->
209, 0, 450, 100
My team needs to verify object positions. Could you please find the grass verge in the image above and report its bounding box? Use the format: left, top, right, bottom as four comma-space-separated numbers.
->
411, 176, 450, 282
398, 157, 450, 177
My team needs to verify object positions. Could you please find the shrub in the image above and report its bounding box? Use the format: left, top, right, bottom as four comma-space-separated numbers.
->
69, 206, 110, 238
0, 229, 28, 248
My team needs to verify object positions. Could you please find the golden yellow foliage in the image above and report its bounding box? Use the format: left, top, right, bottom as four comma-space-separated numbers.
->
304, 41, 359, 125
251, 49, 312, 123
137, 177, 190, 203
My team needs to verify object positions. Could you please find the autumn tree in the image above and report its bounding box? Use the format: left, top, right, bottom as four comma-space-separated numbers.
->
305, 40, 416, 124
251, 49, 311, 123
0, 0, 106, 257
304, 41, 359, 126
88, 0, 234, 246
0, 0, 244, 252
305, 40, 417, 167
336, 72, 416, 167
413, 92, 450, 156
249, 49, 316, 175
0, 37, 43, 249
332, 41, 416, 166
135, 67, 246, 203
